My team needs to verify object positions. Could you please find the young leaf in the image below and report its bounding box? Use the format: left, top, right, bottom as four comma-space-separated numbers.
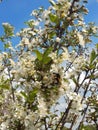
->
90, 49, 96, 64
28, 88, 38, 103
2, 23, 14, 38
43, 47, 53, 57
33, 50, 43, 61
4, 43, 11, 49
49, 13, 58, 23
0, 84, 9, 90
43, 56, 52, 64
20, 91, 28, 99
80, 124, 96, 130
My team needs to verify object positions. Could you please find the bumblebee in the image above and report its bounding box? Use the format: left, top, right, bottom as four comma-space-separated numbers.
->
52, 72, 61, 85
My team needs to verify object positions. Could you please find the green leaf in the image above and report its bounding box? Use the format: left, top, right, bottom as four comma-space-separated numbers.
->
90, 49, 97, 64
20, 91, 28, 99
0, 79, 10, 90
2, 23, 14, 38
96, 43, 98, 50
43, 47, 53, 57
80, 124, 96, 130
62, 127, 69, 130
21, 89, 38, 103
48, 32, 56, 39
28, 88, 38, 102
89, 64, 95, 70
42, 47, 53, 64
0, 84, 9, 90
0, 36, 5, 42
33, 50, 43, 61
49, 13, 58, 23
4, 43, 11, 49
25, 20, 34, 28
89, 74, 95, 79
43, 56, 52, 64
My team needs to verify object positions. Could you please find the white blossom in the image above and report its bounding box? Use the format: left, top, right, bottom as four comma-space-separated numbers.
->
77, 32, 85, 47
56, 37, 61, 43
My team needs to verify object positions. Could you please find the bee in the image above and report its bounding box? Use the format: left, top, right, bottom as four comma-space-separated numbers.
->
52, 72, 61, 85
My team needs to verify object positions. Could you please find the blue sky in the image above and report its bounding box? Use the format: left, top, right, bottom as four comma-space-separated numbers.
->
0, 0, 98, 48
0, 0, 49, 33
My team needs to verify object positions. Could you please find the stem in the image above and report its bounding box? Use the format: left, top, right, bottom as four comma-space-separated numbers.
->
65, 55, 78, 73
76, 71, 88, 93
55, 72, 83, 130
68, 0, 76, 16
44, 117, 48, 130
55, 0, 89, 129
77, 105, 88, 130
94, 118, 98, 130
60, 101, 73, 130
69, 115, 77, 130
55, 100, 73, 130
53, 0, 78, 52
68, 71, 89, 129
81, 69, 94, 103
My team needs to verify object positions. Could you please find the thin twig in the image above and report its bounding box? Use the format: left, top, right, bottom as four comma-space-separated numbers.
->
44, 117, 48, 130
77, 104, 89, 130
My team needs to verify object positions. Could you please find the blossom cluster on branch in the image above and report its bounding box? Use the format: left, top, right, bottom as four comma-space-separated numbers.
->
0, 0, 98, 130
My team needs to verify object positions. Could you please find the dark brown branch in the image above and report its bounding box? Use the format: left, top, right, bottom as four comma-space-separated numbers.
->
69, 115, 77, 130
68, 0, 77, 16
55, 100, 73, 130
81, 69, 95, 103
77, 104, 89, 130
44, 117, 48, 130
